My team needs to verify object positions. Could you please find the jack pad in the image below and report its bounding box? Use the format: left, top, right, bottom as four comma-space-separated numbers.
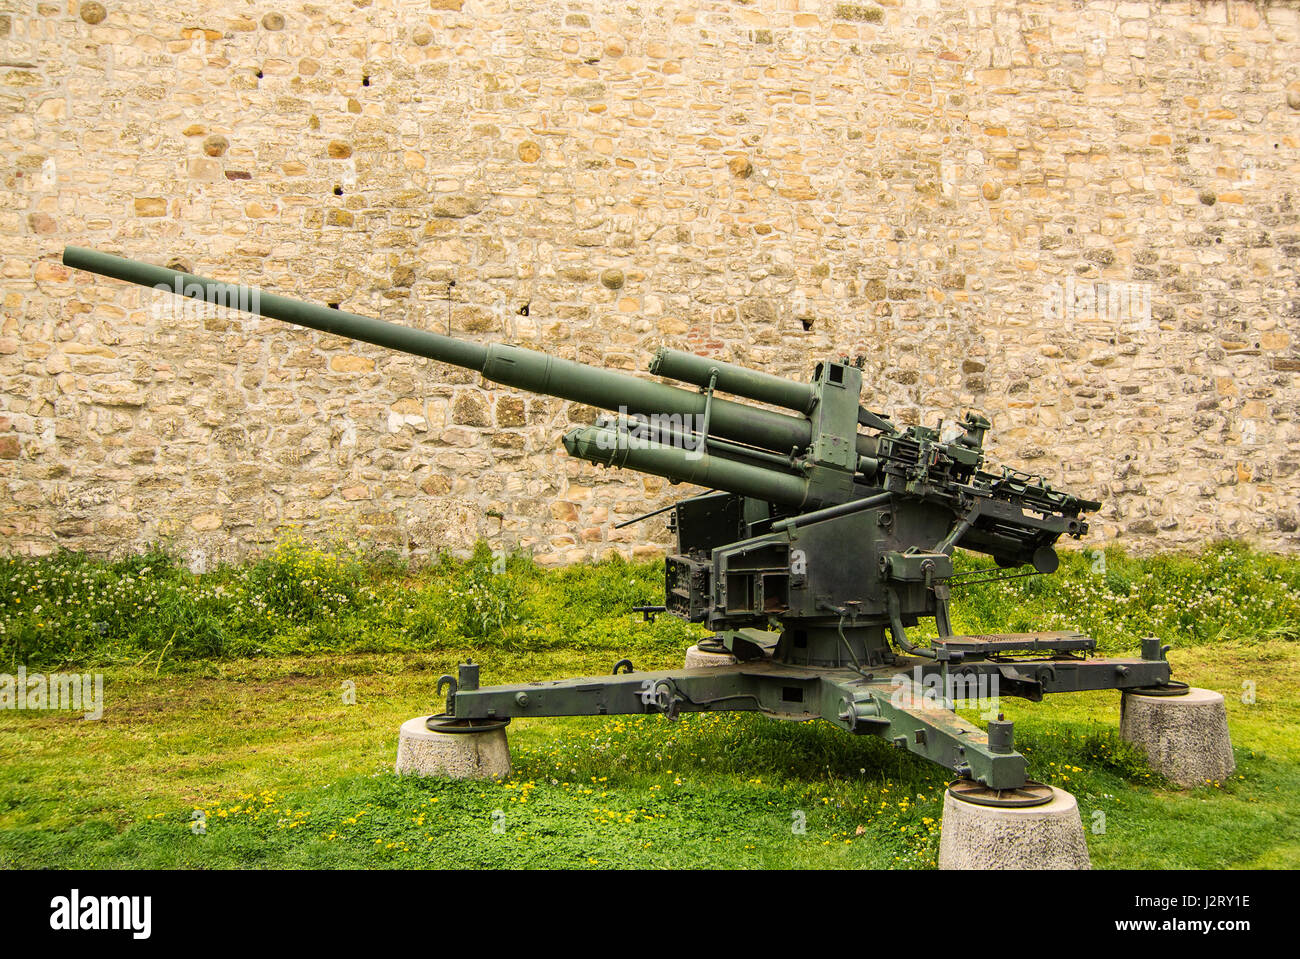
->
947, 778, 1054, 808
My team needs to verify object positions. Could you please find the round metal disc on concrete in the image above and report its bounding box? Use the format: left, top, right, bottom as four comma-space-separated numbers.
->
938, 784, 1091, 870
684, 644, 738, 668
395, 715, 511, 780
947, 778, 1055, 808
1128, 680, 1191, 697
1120, 686, 1235, 787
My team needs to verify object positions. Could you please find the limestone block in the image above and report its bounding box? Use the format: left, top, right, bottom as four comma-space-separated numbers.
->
939, 786, 1091, 870
1120, 687, 1235, 787
684, 644, 739, 668
394, 716, 511, 780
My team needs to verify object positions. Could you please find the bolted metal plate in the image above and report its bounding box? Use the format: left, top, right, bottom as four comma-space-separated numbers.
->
425, 714, 511, 734
933, 631, 1095, 655
947, 778, 1054, 808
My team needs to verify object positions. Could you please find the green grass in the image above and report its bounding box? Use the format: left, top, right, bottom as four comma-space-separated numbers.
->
2, 540, 1297, 671
0, 539, 704, 669
945, 541, 1300, 649
0, 541, 1297, 869
0, 642, 1296, 869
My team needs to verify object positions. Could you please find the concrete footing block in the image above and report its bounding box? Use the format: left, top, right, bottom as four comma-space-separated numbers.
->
394, 716, 511, 780
684, 644, 739, 668
938, 786, 1091, 870
1120, 687, 1235, 787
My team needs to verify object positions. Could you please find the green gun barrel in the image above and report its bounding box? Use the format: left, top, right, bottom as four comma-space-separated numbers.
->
649, 347, 816, 414
562, 424, 817, 509
62, 247, 825, 457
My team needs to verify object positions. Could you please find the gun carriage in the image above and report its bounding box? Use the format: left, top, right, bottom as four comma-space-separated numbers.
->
63, 246, 1181, 804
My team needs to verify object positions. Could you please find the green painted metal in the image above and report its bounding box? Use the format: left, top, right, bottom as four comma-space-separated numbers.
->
649, 347, 816, 413
65, 245, 1182, 793
562, 425, 818, 508
61, 247, 825, 458
62, 246, 490, 369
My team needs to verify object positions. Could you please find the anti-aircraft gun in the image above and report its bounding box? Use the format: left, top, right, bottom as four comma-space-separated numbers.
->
63, 246, 1181, 804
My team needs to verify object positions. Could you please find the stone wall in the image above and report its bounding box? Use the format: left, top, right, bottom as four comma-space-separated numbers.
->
1, 0, 1298, 565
